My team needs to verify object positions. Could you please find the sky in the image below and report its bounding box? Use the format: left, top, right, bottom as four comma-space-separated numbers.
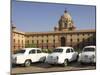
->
12, 0, 96, 32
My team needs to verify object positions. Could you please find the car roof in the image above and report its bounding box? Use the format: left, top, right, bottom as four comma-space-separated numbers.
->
84, 45, 96, 48
56, 46, 73, 49
21, 48, 41, 50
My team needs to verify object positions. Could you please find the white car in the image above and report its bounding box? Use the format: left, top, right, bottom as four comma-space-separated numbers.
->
78, 46, 96, 64
45, 47, 78, 67
12, 48, 48, 67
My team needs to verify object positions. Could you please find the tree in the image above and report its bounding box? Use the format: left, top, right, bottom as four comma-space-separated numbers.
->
25, 43, 37, 48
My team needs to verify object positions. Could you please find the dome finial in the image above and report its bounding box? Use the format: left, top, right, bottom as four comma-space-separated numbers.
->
64, 8, 67, 13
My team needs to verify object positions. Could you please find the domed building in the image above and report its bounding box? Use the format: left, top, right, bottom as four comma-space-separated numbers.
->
12, 10, 96, 53
54, 9, 76, 31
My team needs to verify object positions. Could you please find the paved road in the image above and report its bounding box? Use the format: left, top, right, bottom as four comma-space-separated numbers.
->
11, 62, 96, 74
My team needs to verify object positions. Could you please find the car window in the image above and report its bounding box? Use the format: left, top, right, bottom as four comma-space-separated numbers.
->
71, 49, 74, 52
83, 48, 95, 52
37, 50, 42, 53
29, 49, 35, 54
53, 48, 63, 53
66, 49, 70, 53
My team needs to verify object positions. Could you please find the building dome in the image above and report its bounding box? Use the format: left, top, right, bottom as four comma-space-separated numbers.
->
62, 10, 72, 21
57, 9, 76, 31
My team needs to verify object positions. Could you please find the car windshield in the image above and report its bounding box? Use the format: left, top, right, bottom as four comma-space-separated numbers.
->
53, 48, 63, 53
14, 50, 25, 54
83, 48, 95, 52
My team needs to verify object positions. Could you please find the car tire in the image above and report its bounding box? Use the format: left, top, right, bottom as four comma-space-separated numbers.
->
75, 55, 79, 62
12, 64, 16, 67
80, 62, 85, 65
91, 62, 96, 66
63, 59, 69, 67
49, 64, 55, 66
24, 60, 31, 67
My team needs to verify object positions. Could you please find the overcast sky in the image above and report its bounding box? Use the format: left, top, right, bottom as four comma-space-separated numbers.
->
12, 0, 96, 32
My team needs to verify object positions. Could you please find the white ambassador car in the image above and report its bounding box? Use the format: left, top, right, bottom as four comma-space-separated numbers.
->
78, 46, 96, 64
12, 48, 48, 67
45, 47, 78, 67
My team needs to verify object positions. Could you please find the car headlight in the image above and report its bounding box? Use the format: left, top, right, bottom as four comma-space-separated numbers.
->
79, 53, 82, 58
79, 53, 81, 57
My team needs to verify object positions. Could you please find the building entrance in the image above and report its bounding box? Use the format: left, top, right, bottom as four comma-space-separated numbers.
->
61, 37, 66, 46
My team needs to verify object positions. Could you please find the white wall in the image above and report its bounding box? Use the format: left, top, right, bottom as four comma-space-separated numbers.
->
0, 0, 100, 75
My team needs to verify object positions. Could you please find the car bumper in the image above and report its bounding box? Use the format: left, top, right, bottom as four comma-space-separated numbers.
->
46, 58, 60, 64
12, 59, 24, 65
79, 57, 95, 63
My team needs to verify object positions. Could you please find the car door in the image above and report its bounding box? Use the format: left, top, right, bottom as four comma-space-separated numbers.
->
66, 48, 72, 61
36, 49, 43, 61
28, 49, 38, 62
70, 48, 77, 61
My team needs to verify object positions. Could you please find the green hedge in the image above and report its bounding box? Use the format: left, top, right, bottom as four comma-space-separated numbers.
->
25, 43, 37, 48
42, 49, 53, 53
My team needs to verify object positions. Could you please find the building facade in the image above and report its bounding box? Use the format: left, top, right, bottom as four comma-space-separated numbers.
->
12, 25, 26, 52
12, 10, 96, 53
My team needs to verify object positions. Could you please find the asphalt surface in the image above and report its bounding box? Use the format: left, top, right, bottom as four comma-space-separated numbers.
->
11, 62, 96, 74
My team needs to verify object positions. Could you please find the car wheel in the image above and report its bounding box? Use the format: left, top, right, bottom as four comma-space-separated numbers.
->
63, 59, 69, 67
80, 62, 85, 65
12, 64, 16, 67
91, 62, 96, 66
24, 60, 31, 67
75, 55, 79, 62
49, 64, 55, 66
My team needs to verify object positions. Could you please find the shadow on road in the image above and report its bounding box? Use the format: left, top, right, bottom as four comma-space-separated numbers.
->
12, 61, 96, 69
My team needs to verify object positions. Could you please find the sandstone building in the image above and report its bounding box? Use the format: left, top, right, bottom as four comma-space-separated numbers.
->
12, 10, 96, 53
